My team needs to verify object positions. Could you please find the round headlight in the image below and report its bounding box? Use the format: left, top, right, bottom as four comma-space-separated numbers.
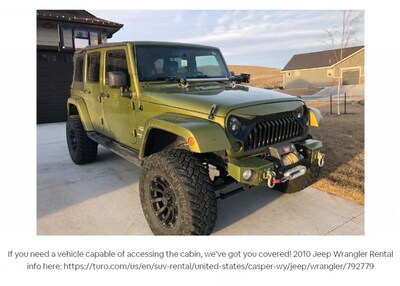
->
295, 106, 305, 119
228, 117, 242, 135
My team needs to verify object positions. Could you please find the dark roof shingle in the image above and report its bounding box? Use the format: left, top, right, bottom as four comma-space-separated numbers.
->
37, 10, 123, 29
282, 46, 364, 71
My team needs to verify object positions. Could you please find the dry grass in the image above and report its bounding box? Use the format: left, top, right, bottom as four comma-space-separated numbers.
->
307, 101, 364, 205
279, 87, 323, 96
228, 65, 282, 88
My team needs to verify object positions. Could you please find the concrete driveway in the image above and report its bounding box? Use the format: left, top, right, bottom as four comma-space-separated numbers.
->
37, 123, 364, 235
300, 84, 364, 102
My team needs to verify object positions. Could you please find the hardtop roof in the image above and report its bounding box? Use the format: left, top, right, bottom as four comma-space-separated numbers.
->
75, 41, 220, 54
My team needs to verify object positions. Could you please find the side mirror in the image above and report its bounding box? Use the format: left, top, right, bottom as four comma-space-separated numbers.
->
106, 71, 128, 88
237, 73, 251, 83
230, 72, 251, 84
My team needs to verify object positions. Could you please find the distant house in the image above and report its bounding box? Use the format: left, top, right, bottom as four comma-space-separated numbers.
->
37, 10, 123, 123
282, 46, 364, 89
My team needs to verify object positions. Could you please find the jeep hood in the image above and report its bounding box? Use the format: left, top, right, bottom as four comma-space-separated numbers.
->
144, 85, 303, 119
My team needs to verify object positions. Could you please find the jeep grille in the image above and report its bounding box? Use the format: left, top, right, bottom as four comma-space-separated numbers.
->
243, 115, 306, 151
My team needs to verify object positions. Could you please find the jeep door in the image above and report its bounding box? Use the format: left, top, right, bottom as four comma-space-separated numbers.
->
101, 48, 137, 147
84, 51, 103, 131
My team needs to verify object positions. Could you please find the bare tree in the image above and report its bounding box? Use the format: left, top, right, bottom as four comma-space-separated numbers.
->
324, 10, 364, 115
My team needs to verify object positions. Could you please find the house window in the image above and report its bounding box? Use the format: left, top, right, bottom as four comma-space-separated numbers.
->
286, 72, 291, 77
295, 71, 300, 77
87, 53, 100, 83
74, 38, 89, 50
74, 30, 88, 38
73, 30, 91, 50
90, 32, 99, 45
62, 28, 73, 49
59, 27, 100, 51
327, 69, 333, 77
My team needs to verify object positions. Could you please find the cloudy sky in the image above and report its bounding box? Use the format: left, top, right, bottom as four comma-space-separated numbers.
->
89, 10, 364, 69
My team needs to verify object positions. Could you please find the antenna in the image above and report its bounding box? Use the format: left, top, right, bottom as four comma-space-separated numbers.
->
131, 18, 138, 73
131, 19, 142, 110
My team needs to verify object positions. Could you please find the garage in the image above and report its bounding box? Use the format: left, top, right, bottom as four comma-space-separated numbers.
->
282, 46, 364, 89
37, 50, 73, 123
36, 10, 123, 124
342, 69, 360, 85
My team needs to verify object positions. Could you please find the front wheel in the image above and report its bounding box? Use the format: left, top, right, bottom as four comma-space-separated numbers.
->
139, 149, 217, 235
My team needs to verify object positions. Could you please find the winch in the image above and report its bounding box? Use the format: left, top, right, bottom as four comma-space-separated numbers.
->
263, 143, 308, 188
268, 143, 303, 165
264, 165, 307, 188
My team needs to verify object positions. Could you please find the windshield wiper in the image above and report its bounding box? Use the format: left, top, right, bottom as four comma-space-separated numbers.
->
141, 76, 168, 82
165, 77, 183, 83
141, 76, 230, 86
186, 77, 229, 83
141, 76, 188, 86
192, 74, 208, 78
141, 76, 185, 82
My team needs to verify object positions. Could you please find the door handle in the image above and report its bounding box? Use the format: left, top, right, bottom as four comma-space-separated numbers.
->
100, 92, 110, 98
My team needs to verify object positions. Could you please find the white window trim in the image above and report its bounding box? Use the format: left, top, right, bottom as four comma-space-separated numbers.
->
340, 66, 362, 76
340, 66, 362, 84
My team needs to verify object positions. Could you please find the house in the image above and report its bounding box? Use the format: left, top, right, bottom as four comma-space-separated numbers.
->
282, 46, 364, 89
37, 10, 123, 123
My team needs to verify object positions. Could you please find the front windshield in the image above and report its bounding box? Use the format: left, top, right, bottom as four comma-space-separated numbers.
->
134, 45, 230, 82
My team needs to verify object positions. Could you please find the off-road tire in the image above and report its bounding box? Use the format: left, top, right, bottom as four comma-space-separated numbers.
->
139, 149, 217, 235
273, 163, 321, 193
66, 115, 98, 165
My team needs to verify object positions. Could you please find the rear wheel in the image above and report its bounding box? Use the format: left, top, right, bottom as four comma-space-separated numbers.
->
139, 149, 217, 235
66, 115, 98, 165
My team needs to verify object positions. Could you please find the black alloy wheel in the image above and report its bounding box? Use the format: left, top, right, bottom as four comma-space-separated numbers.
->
150, 176, 178, 228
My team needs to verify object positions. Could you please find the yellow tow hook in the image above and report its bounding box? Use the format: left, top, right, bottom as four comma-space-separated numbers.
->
266, 171, 277, 188
317, 152, 325, 167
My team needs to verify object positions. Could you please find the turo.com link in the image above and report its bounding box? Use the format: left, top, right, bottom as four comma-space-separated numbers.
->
61, 261, 375, 272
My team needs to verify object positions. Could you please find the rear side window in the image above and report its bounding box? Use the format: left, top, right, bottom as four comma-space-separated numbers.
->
106, 50, 130, 86
74, 56, 84, 82
87, 53, 100, 83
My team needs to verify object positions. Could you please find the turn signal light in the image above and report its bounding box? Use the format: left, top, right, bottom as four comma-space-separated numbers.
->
188, 137, 196, 146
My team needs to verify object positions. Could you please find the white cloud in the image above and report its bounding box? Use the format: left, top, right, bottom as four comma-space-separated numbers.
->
89, 10, 364, 68
180, 27, 325, 44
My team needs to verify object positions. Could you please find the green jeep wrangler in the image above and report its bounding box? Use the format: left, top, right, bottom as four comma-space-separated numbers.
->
66, 41, 324, 235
